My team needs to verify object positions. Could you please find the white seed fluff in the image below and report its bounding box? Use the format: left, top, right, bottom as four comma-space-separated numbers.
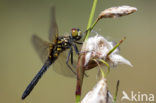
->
81, 35, 133, 67
81, 78, 113, 103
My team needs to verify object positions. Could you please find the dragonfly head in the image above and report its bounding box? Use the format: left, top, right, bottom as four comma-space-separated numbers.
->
71, 28, 82, 41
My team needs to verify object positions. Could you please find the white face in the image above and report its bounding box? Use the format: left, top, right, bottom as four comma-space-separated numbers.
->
78, 30, 82, 37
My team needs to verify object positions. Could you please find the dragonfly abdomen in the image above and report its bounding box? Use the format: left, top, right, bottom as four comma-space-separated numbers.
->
21, 58, 55, 100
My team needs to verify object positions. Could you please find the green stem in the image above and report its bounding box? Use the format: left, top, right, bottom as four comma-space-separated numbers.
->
84, 0, 98, 41
99, 59, 110, 77
93, 59, 105, 78
76, 95, 81, 103
113, 80, 120, 103
89, 18, 99, 32
107, 37, 126, 57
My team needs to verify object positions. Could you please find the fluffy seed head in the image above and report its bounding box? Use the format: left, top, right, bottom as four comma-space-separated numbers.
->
99, 5, 137, 19
81, 78, 113, 103
81, 35, 133, 68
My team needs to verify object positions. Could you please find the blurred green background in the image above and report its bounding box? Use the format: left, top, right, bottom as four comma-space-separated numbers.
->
0, 0, 156, 103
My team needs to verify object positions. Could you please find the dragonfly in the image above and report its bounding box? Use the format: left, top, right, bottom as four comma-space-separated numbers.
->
21, 7, 84, 100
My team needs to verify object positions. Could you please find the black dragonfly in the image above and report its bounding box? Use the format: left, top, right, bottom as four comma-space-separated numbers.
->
21, 7, 83, 100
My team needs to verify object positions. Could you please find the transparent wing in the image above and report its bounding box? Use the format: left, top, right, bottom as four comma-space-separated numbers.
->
31, 34, 49, 63
52, 44, 81, 78
31, 34, 80, 78
49, 6, 59, 42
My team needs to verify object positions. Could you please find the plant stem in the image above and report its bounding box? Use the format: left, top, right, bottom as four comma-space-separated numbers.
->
84, 0, 98, 41
113, 80, 120, 103
75, 1, 98, 103
107, 37, 126, 57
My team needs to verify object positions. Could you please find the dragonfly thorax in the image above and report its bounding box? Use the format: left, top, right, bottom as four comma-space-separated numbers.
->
71, 28, 82, 41
57, 37, 71, 48
50, 37, 71, 56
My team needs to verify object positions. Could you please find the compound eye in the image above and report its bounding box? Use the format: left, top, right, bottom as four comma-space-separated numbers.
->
72, 28, 78, 37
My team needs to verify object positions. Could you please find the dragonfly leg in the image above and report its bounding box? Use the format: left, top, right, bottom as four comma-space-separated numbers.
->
73, 43, 79, 55
66, 47, 77, 75
74, 41, 83, 45
69, 46, 76, 67
70, 47, 89, 76
70, 47, 73, 65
